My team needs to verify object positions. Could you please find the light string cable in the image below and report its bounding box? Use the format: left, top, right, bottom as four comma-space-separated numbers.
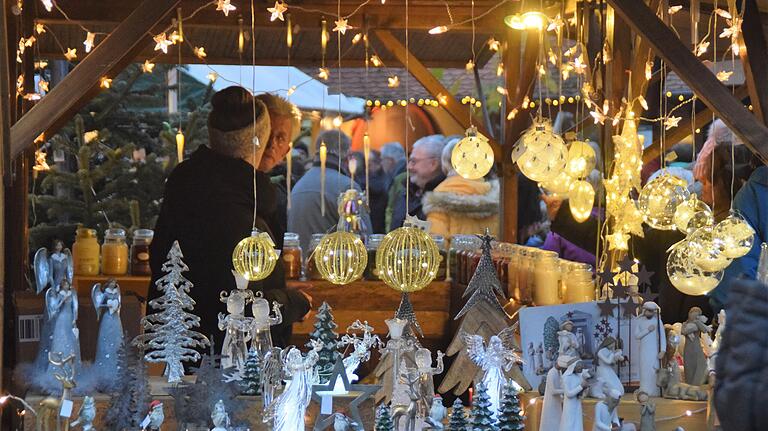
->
252, 0, 259, 230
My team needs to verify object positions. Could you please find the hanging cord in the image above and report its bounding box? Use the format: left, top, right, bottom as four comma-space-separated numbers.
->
404, 0, 410, 215
469, 0, 476, 127
251, 0, 259, 231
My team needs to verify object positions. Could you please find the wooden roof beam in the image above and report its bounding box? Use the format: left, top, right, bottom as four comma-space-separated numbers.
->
739, 0, 768, 125
10, 0, 180, 158
372, 29, 499, 158
607, 0, 768, 162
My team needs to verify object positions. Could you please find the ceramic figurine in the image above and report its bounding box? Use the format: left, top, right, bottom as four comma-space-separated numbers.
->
637, 391, 656, 431
557, 321, 581, 366
592, 390, 622, 431
47, 279, 81, 375
142, 400, 164, 431
266, 341, 321, 431
464, 327, 521, 420
339, 320, 381, 383
429, 395, 447, 429
71, 396, 96, 430
92, 279, 123, 378
681, 307, 712, 386
590, 336, 625, 399
210, 399, 230, 431
634, 302, 666, 397
399, 348, 444, 429
379, 318, 417, 404
218, 288, 253, 373
32, 241, 73, 373
560, 358, 589, 431
540, 365, 564, 431
249, 292, 283, 358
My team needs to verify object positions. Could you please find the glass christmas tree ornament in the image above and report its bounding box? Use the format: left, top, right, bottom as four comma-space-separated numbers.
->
667, 240, 723, 296
687, 225, 731, 272
673, 196, 714, 235
313, 231, 367, 285
568, 180, 595, 223
540, 170, 572, 196
376, 227, 441, 292
512, 118, 568, 183
232, 230, 279, 281
566, 140, 596, 178
451, 126, 494, 180
637, 172, 690, 230
713, 211, 756, 259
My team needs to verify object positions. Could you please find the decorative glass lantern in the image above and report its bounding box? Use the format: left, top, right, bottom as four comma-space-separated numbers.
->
568, 180, 595, 223
451, 126, 494, 180
540, 171, 572, 196
687, 225, 731, 272
713, 211, 756, 259
673, 196, 714, 235
376, 227, 441, 292
232, 230, 279, 281
313, 231, 368, 285
512, 118, 568, 183
638, 172, 690, 230
667, 240, 723, 296
566, 140, 596, 179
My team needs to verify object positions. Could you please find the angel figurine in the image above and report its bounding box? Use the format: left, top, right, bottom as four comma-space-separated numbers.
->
464, 327, 522, 420
250, 292, 283, 358
47, 279, 81, 376
218, 290, 253, 373
92, 279, 123, 384
210, 399, 230, 431
260, 347, 285, 413
339, 320, 381, 383
265, 341, 321, 431
32, 241, 73, 372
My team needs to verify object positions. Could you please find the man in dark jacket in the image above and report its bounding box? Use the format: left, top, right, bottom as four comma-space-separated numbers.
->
150, 86, 310, 352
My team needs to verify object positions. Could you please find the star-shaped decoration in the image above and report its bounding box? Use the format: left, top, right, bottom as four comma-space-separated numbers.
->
387, 75, 399, 88
216, 0, 237, 17
607, 232, 629, 250
64, 48, 77, 61
716, 70, 733, 82
370, 54, 382, 67
597, 269, 616, 288
621, 298, 641, 318
487, 37, 500, 52
153, 33, 172, 54
141, 60, 155, 73
663, 116, 682, 130
333, 17, 351, 34
35, 23, 45, 34
38, 79, 49, 92
41, 0, 53, 12
317, 67, 330, 80
638, 290, 658, 303
635, 265, 654, 288
695, 41, 710, 57
193, 46, 207, 59
610, 281, 629, 300
598, 297, 617, 318
99, 77, 112, 89
311, 359, 381, 430
83, 31, 95, 53
668, 5, 683, 15
547, 13, 565, 33
617, 256, 635, 274
268, 1, 288, 22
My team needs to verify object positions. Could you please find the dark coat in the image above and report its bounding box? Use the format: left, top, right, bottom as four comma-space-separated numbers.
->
389, 173, 446, 231
149, 146, 310, 350
355, 170, 389, 234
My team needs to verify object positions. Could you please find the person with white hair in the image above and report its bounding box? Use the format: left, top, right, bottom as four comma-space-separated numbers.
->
388, 135, 446, 230
421, 136, 499, 239
380, 141, 407, 179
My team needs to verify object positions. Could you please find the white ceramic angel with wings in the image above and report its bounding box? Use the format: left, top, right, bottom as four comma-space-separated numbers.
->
46, 278, 81, 376
92, 279, 123, 386
265, 341, 321, 431
464, 326, 522, 420
339, 320, 381, 383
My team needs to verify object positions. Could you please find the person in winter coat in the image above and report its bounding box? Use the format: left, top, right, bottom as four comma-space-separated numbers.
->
422, 136, 499, 239
150, 86, 311, 351
349, 150, 389, 233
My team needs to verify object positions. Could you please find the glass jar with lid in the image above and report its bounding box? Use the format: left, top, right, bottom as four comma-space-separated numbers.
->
282, 232, 303, 280
563, 261, 595, 303
73, 227, 100, 276
449, 234, 477, 283
431, 234, 448, 281
305, 233, 325, 280
364, 234, 385, 280
516, 247, 535, 304
533, 250, 562, 306
102, 228, 129, 275
130, 229, 154, 276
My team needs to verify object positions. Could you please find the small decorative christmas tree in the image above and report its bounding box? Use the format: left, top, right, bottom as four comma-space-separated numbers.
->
449, 398, 469, 431
470, 383, 497, 430
132, 241, 209, 383
104, 339, 150, 430
240, 348, 262, 395
456, 231, 506, 319
306, 301, 340, 382
375, 404, 395, 431
498, 380, 525, 431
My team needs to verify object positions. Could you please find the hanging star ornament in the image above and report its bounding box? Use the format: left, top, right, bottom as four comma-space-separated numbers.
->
142, 60, 155, 73
617, 256, 635, 274
333, 17, 351, 35
64, 48, 77, 61
153, 33, 172, 54
216, 0, 237, 16
610, 281, 629, 300
83, 31, 95, 53
311, 359, 381, 430
635, 265, 654, 288
317, 67, 330, 80
193, 46, 207, 59
35, 23, 45, 34
387, 75, 400, 88
663, 116, 682, 130
597, 269, 616, 287
267, 1, 288, 21
716, 70, 733, 82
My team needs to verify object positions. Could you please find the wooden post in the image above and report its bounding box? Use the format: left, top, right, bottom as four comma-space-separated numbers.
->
0, 0, 11, 411
607, 0, 768, 162
739, 0, 768, 125
9, 0, 181, 158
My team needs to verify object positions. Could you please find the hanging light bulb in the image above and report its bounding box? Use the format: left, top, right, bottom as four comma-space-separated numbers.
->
232, 230, 279, 281
667, 239, 724, 296
320, 141, 327, 217
377, 226, 441, 293
566, 140, 596, 179
313, 231, 367, 285
504, 11, 548, 30
321, 18, 329, 55
512, 117, 568, 183
540, 171, 572, 196
450, 126, 494, 180
176, 129, 185, 162
637, 171, 690, 230
238, 17, 245, 54
429, 25, 448, 35
569, 180, 595, 223
713, 211, 756, 258
673, 196, 714, 235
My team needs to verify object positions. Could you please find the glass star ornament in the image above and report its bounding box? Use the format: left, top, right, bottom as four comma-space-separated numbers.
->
673, 196, 714, 235
667, 240, 724, 296
153, 33, 172, 54
333, 17, 351, 34
64, 48, 77, 61
638, 171, 690, 230
376, 226, 441, 293
267, 1, 287, 21
607, 231, 630, 251
313, 231, 367, 285
232, 230, 279, 281
687, 225, 731, 272
512, 118, 567, 182
566, 140, 596, 178
713, 211, 756, 259
451, 126, 494, 180
216, 0, 237, 16
568, 180, 595, 223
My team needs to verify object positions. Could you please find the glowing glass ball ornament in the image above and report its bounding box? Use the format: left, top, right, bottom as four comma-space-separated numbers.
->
568, 180, 595, 223
512, 118, 568, 182
637, 172, 690, 230
313, 231, 367, 285
451, 126, 494, 180
376, 226, 441, 292
713, 211, 756, 259
687, 225, 731, 272
667, 240, 723, 296
232, 230, 279, 281
673, 196, 714, 235
540, 171, 572, 196
566, 140, 596, 178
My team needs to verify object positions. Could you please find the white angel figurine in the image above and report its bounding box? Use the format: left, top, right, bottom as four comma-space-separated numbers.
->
47, 278, 81, 375
210, 399, 230, 431
590, 336, 625, 399
32, 241, 73, 372
260, 347, 285, 413
464, 327, 522, 420
339, 320, 381, 383
92, 279, 123, 377
71, 395, 96, 430
218, 292, 253, 373
250, 293, 283, 358
266, 341, 321, 431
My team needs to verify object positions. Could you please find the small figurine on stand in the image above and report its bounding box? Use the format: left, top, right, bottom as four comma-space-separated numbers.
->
265, 341, 321, 431
249, 292, 283, 358
592, 390, 622, 431
339, 320, 381, 383
560, 358, 590, 431
91, 279, 123, 389
142, 400, 164, 431
681, 307, 712, 386
218, 287, 254, 374
464, 327, 521, 421
634, 302, 666, 397
636, 391, 656, 431
540, 364, 564, 431
210, 399, 230, 431
47, 279, 81, 376
557, 321, 581, 363
590, 336, 625, 399
399, 348, 444, 429
377, 318, 417, 404
428, 395, 447, 428
71, 396, 96, 430
35, 353, 77, 431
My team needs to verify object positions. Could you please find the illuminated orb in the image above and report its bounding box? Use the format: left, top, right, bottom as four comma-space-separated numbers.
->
540, 171, 572, 196
713, 212, 756, 259
673, 197, 714, 235
569, 180, 595, 223
512, 118, 567, 182
637, 172, 690, 230
566, 140, 597, 178
376, 227, 441, 292
232, 230, 279, 281
313, 231, 367, 285
667, 240, 723, 296
687, 225, 731, 272
451, 127, 494, 180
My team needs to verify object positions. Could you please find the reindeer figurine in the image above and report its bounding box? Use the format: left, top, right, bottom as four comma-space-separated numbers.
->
37, 352, 76, 431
